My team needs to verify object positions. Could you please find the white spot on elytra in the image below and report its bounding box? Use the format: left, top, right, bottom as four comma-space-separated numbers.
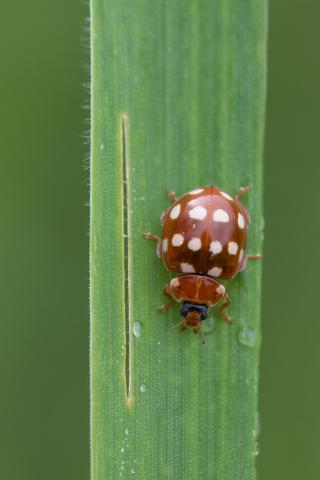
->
213, 209, 229, 223
238, 213, 245, 229
208, 266, 223, 277
239, 249, 244, 263
188, 237, 202, 251
188, 198, 199, 207
220, 191, 233, 201
209, 240, 222, 255
170, 204, 180, 220
162, 238, 168, 252
171, 278, 180, 288
181, 262, 195, 273
189, 206, 207, 220
172, 234, 184, 247
189, 188, 204, 195
228, 241, 238, 255
216, 284, 226, 295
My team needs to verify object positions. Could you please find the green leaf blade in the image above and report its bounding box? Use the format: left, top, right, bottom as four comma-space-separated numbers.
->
91, 0, 267, 478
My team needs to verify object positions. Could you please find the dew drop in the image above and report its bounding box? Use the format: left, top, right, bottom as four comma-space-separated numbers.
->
253, 441, 260, 456
260, 216, 265, 241
252, 411, 261, 457
254, 412, 261, 436
237, 325, 258, 348
202, 316, 216, 334
132, 322, 143, 338
139, 384, 146, 393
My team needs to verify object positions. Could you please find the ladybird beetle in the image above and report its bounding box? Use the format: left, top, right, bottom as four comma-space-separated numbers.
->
145, 185, 262, 340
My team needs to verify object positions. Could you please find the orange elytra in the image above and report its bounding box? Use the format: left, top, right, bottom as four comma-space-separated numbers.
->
145, 185, 262, 341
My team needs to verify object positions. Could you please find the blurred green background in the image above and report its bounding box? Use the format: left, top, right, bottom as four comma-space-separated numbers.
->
0, 1, 319, 479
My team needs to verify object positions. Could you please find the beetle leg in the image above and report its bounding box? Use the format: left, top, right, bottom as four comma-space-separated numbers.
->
247, 253, 263, 260
159, 301, 175, 313
167, 190, 178, 203
158, 283, 176, 312
239, 253, 263, 272
170, 320, 186, 333
159, 191, 178, 225
144, 232, 162, 257
219, 293, 232, 323
144, 232, 161, 242
235, 185, 250, 201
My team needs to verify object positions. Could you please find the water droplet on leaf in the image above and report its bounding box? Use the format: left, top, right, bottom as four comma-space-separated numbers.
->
202, 316, 216, 334
237, 325, 258, 347
133, 322, 143, 338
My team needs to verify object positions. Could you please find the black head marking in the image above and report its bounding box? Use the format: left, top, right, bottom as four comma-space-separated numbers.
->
180, 302, 208, 321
